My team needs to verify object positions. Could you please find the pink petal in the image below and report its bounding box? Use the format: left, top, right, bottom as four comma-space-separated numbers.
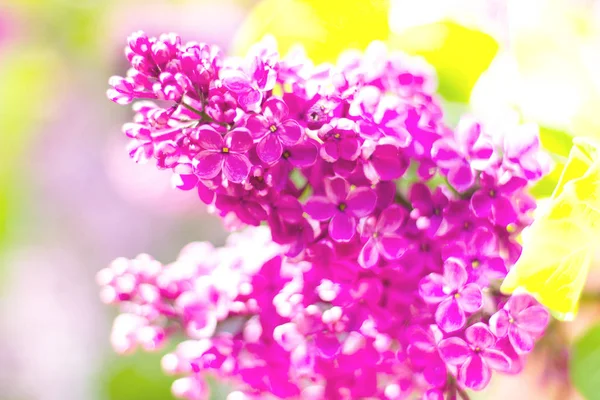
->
448, 164, 475, 192
339, 138, 361, 161
223, 154, 251, 183
238, 89, 262, 112
438, 337, 471, 365
287, 141, 318, 167
346, 187, 377, 217
484, 257, 508, 280
194, 151, 223, 179
455, 117, 481, 150
471, 190, 493, 218
443, 258, 468, 291
221, 69, 251, 92
279, 120, 303, 145
377, 204, 406, 233
320, 141, 340, 162
432, 139, 461, 169
471, 227, 497, 255
358, 238, 380, 269
489, 309, 510, 338
173, 173, 198, 191
410, 183, 433, 213
257, 133, 283, 164
515, 306, 549, 334
329, 212, 356, 242
370, 144, 407, 180
509, 327, 535, 354
315, 332, 341, 359
470, 139, 494, 170
436, 298, 466, 333
226, 128, 254, 153
378, 235, 409, 260
245, 115, 269, 139
457, 284, 483, 313
423, 358, 447, 387
263, 97, 289, 122
324, 177, 350, 205
419, 274, 446, 303
333, 159, 357, 177
304, 197, 336, 221
196, 125, 224, 150
481, 348, 512, 371
276, 196, 304, 223
492, 196, 518, 227
459, 354, 491, 391
465, 323, 496, 349
506, 294, 536, 315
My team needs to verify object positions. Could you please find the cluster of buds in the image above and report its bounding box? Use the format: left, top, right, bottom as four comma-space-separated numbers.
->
100, 31, 551, 399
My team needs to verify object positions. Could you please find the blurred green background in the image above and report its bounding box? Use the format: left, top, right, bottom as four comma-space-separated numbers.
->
1, 0, 600, 399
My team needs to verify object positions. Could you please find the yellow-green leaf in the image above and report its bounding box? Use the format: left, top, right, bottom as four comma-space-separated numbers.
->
501, 137, 600, 320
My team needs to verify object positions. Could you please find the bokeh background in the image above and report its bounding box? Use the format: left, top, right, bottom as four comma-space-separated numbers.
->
2, 0, 600, 399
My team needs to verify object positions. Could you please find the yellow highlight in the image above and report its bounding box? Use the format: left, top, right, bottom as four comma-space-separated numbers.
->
501, 137, 600, 320
232, 0, 390, 64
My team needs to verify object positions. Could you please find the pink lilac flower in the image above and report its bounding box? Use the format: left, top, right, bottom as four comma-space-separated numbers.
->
357, 204, 408, 268
318, 118, 361, 165
409, 183, 448, 237
490, 294, 550, 354
431, 116, 495, 192
438, 323, 511, 390
193, 126, 253, 183
246, 97, 303, 164
304, 177, 377, 242
443, 226, 508, 286
419, 258, 483, 332
102, 32, 553, 400
470, 172, 527, 227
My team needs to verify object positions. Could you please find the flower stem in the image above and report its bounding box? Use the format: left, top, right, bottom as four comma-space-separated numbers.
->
181, 102, 204, 116
180, 101, 228, 127
395, 193, 413, 210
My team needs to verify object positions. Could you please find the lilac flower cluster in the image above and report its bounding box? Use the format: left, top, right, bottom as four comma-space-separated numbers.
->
101, 31, 551, 399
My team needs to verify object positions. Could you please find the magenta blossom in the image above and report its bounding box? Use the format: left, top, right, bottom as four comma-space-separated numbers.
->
431, 116, 495, 192
358, 204, 408, 268
490, 294, 550, 354
246, 98, 303, 164
193, 126, 253, 183
362, 141, 408, 183
104, 32, 552, 400
438, 323, 511, 390
318, 118, 361, 164
409, 183, 448, 237
305, 177, 377, 242
419, 258, 483, 332
470, 172, 527, 227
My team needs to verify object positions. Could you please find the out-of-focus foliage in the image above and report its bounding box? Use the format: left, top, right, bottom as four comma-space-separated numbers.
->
390, 21, 498, 103
102, 350, 176, 400
5, 0, 107, 56
232, 0, 389, 63
502, 138, 600, 320
0, 46, 60, 260
571, 323, 600, 400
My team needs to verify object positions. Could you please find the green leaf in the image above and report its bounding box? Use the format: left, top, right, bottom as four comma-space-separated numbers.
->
529, 162, 564, 199
539, 126, 574, 158
101, 351, 176, 400
571, 323, 600, 400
